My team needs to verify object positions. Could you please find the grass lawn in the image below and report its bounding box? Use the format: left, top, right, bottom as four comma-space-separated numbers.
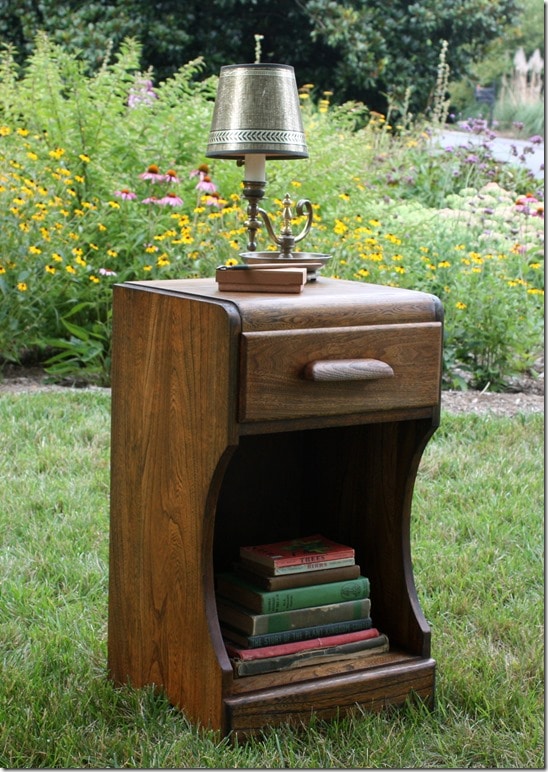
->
0, 390, 543, 768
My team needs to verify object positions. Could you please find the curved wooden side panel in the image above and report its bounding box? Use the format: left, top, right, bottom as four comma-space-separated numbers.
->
108, 285, 240, 731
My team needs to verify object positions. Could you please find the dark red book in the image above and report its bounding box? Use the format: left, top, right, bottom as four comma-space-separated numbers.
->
224, 626, 381, 661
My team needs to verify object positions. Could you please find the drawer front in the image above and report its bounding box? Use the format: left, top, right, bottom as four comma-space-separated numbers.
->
239, 323, 442, 422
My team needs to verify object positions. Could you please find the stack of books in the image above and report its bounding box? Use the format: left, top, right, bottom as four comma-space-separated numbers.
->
215, 533, 389, 677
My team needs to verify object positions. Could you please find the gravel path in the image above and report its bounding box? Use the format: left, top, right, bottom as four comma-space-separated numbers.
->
0, 369, 543, 416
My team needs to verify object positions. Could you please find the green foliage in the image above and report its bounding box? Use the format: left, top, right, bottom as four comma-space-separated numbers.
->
0, 37, 544, 389
0, 392, 543, 767
0, 0, 522, 115
494, 99, 545, 137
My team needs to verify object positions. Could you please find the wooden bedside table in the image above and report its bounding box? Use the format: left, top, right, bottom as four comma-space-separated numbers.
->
107, 277, 443, 737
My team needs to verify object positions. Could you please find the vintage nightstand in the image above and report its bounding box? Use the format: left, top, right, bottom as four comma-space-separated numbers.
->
107, 277, 443, 737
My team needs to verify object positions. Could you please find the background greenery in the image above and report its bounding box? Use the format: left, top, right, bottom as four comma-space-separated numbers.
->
0, 37, 543, 389
1, 0, 540, 117
0, 391, 543, 767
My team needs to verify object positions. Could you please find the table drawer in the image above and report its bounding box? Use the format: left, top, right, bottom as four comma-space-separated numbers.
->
239, 322, 442, 422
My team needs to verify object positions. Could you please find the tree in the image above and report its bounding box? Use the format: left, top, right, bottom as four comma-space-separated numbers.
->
0, 0, 521, 115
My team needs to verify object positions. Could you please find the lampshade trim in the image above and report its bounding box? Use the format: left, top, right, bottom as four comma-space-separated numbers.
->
208, 129, 307, 149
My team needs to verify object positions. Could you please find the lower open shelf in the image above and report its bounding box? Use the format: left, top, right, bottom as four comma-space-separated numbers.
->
224, 650, 435, 736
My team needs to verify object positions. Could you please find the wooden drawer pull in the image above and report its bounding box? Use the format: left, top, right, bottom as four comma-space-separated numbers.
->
303, 358, 395, 382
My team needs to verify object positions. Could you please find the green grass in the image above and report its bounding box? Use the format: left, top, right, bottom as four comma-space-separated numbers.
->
0, 391, 543, 768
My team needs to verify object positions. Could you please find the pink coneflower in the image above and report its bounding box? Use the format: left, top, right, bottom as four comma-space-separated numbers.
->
140, 164, 165, 182
196, 174, 217, 193
190, 163, 210, 178
204, 192, 224, 208
163, 168, 180, 183
114, 188, 137, 200
142, 196, 159, 204
99, 267, 117, 276
157, 192, 184, 206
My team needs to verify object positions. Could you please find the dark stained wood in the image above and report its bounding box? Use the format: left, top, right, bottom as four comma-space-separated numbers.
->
240, 322, 442, 422
108, 277, 442, 736
108, 285, 240, 730
225, 658, 436, 737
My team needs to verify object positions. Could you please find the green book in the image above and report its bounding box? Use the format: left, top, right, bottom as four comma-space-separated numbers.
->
216, 572, 370, 613
216, 596, 371, 636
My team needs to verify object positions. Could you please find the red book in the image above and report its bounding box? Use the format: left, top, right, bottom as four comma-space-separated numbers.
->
224, 626, 381, 661
239, 534, 355, 575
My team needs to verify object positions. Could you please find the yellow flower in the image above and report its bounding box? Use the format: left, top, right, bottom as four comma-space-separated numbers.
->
108, 201, 121, 209
29, 246, 42, 255
49, 148, 65, 159
66, 265, 76, 274
79, 154, 91, 163
225, 258, 239, 266
45, 264, 56, 274
107, 249, 118, 258
0, 126, 12, 136
333, 219, 348, 235
437, 260, 451, 268
455, 301, 467, 310
17, 282, 28, 291
89, 275, 100, 283
52, 253, 63, 262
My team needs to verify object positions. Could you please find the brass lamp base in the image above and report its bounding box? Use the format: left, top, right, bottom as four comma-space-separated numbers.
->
241, 186, 330, 279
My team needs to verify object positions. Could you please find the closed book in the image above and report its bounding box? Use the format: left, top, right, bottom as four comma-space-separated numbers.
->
216, 596, 370, 636
216, 573, 370, 613
228, 633, 390, 677
225, 626, 382, 661
240, 556, 356, 576
216, 266, 307, 294
240, 534, 355, 575
221, 614, 373, 648
233, 562, 362, 590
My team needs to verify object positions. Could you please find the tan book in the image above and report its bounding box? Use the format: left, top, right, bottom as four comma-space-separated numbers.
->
216, 266, 307, 293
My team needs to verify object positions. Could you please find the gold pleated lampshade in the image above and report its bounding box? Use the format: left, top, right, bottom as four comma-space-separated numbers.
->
205, 63, 308, 159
